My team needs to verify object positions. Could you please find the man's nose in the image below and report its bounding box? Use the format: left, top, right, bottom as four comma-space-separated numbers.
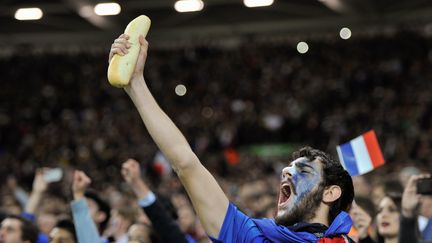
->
282, 167, 293, 179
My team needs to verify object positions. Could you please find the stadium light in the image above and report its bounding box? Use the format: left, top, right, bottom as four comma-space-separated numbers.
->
94, 3, 121, 16
297, 41, 309, 54
174, 0, 204, 13
175, 84, 187, 96
244, 0, 274, 8
340, 27, 352, 40
15, 8, 43, 20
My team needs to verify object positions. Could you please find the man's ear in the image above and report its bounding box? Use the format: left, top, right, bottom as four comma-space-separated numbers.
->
322, 185, 342, 203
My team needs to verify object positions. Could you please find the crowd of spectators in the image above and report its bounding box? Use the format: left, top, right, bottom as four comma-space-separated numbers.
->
0, 30, 431, 242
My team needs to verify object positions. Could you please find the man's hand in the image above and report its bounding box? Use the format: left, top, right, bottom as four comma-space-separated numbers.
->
121, 159, 150, 199
108, 34, 149, 89
121, 159, 142, 185
350, 202, 372, 239
32, 169, 48, 194
72, 170, 91, 200
402, 174, 431, 218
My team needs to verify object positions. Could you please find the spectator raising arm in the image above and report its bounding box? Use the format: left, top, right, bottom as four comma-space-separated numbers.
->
122, 158, 189, 243
23, 169, 50, 243
121, 159, 152, 200
109, 34, 229, 238
25, 169, 48, 217
7, 176, 29, 210
70, 170, 103, 243
399, 174, 431, 243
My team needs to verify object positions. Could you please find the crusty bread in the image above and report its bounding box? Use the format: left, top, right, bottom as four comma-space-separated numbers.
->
107, 15, 151, 87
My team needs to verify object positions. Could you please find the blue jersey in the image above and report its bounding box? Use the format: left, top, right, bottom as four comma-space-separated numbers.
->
210, 203, 353, 243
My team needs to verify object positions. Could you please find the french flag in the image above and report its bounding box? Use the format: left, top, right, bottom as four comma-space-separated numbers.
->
336, 130, 385, 176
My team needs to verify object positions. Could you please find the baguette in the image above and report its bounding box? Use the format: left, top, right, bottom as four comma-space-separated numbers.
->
108, 15, 151, 87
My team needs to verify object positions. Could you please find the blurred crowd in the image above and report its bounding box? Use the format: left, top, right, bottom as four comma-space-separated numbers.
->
0, 30, 431, 242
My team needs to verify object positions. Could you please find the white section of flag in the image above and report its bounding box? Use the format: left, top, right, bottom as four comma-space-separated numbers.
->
350, 136, 374, 174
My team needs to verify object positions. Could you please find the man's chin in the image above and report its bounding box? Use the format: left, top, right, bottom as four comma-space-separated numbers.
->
274, 207, 297, 226
275, 213, 297, 227
275, 186, 324, 227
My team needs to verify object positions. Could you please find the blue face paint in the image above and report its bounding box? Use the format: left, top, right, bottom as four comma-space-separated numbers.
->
290, 158, 321, 206
277, 157, 323, 217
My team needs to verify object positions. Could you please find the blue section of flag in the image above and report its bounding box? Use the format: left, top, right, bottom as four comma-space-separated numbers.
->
339, 143, 359, 176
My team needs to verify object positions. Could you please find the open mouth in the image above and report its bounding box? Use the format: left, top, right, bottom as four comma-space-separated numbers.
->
380, 222, 390, 228
278, 183, 292, 206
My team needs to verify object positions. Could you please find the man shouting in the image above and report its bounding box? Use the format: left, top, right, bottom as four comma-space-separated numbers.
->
108, 34, 355, 243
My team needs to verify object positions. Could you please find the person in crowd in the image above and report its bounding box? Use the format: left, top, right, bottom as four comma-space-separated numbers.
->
349, 197, 375, 243
70, 170, 110, 243
105, 206, 138, 243
127, 223, 152, 243
48, 219, 77, 243
399, 174, 432, 243
109, 33, 355, 242
350, 179, 404, 243
72, 166, 190, 243
375, 192, 401, 243
0, 215, 39, 243
419, 195, 432, 241
23, 169, 55, 243
121, 159, 191, 243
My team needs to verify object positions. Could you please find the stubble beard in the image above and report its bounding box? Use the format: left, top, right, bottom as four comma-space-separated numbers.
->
274, 184, 325, 227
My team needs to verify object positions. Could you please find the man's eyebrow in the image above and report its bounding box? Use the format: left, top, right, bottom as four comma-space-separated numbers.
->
296, 162, 314, 169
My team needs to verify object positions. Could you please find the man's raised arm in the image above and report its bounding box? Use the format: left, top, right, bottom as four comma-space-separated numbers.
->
109, 34, 229, 238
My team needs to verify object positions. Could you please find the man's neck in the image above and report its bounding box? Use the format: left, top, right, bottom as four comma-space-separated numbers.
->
307, 217, 328, 227
307, 205, 329, 226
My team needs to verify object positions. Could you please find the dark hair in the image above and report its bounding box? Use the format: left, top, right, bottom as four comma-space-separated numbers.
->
55, 219, 77, 242
3, 215, 38, 243
354, 196, 376, 217
376, 179, 403, 243
85, 190, 111, 232
292, 146, 355, 224
382, 179, 403, 209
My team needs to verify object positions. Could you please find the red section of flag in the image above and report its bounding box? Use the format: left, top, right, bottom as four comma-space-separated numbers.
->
363, 130, 385, 168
